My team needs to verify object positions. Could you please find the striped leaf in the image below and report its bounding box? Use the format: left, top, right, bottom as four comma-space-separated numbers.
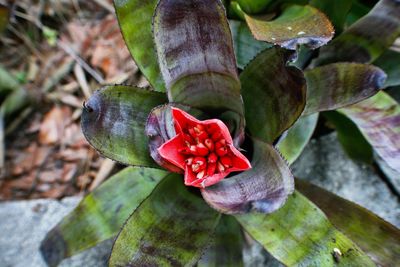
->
40, 167, 169, 267
109, 173, 220, 266
81, 85, 167, 167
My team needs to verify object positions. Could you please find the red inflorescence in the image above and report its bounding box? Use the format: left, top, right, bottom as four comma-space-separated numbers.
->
158, 107, 251, 188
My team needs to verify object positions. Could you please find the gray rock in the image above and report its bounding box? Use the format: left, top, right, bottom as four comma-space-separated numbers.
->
292, 133, 400, 227
0, 197, 111, 267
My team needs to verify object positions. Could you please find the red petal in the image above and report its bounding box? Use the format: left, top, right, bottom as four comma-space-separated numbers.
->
172, 107, 201, 133
157, 133, 186, 170
228, 144, 252, 172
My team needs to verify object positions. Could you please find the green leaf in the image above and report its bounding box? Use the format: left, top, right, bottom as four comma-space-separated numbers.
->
229, 20, 272, 69
310, 0, 352, 33
277, 113, 319, 165
241, 47, 306, 143
114, 0, 165, 92
373, 49, 400, 88
198, 215, 244, 267
236, 0, 272, 14
153, 0, 244, 117
244, 5, 334, 50
81, 85, 167, 167
235, 191, 376, 267
0, 66, 19, 97
109, 173, 220, 266
201, 139, 294, 214
296, 179, 400, 266
323, 111, 373, 164
40, 167, 169, 267
315, 0, 400, 65
340, 91, 400, 172
303, 63, 386, 115
0, 87, 30, 119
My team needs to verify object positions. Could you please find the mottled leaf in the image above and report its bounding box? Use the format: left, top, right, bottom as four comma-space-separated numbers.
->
323, 111, 373, 164
245, 5, 334, 50
373, 49, 400, 88
277, 113, 319, 165
235, 191, 376, 266
229, 20, 272, 69
198, 215, 244, 267
114, 0, 165, 92
201, 139, 294, 214
236, 0, 272, 14
340, 91, 400, 172
297, 179, 400, 266
40, 167, 168, 267
303, 63, 386, 115
310, 0, 352, 33
109, 174, 220, 267
315, 0, 400, 65
153, 0, 244, 116
241, 47, 306, 143
81, 85, 167, 167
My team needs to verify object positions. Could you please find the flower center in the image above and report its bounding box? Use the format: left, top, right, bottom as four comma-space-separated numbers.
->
178, 123, 234, 179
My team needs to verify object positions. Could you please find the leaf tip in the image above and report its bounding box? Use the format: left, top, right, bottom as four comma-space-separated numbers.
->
40, 227, 67, 267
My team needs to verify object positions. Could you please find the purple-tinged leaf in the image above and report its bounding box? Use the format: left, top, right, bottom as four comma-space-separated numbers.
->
201, 139, 294, 214
153, 0, 244, 116
81, 85, 167, 167
303, 63, 386, 115
114, 0, 165, 92
244, 5, 334, 50
340, 91, 400, 172
240, 47, 306, 143
315, 0, 400, 65
296, 179, 400, 266
109, 174, 220, 267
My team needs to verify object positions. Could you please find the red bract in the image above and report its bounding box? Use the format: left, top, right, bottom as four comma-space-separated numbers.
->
158, 108, 251, 188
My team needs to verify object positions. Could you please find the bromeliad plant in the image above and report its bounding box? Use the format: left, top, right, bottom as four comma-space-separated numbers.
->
41, 0, 400, 266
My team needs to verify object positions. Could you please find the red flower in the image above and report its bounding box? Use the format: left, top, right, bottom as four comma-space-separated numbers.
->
158, 108, 251, 188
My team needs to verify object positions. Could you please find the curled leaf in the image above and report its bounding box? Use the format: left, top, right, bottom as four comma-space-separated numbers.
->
245, 5, 334, 50
201, 139, 294, 214
241, 47, 306, 143
81, 85, 167, 167
303, 63, 386, 115
315, 0, 400, 65
153, 0, 244, 116
340, 91, 400, 172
